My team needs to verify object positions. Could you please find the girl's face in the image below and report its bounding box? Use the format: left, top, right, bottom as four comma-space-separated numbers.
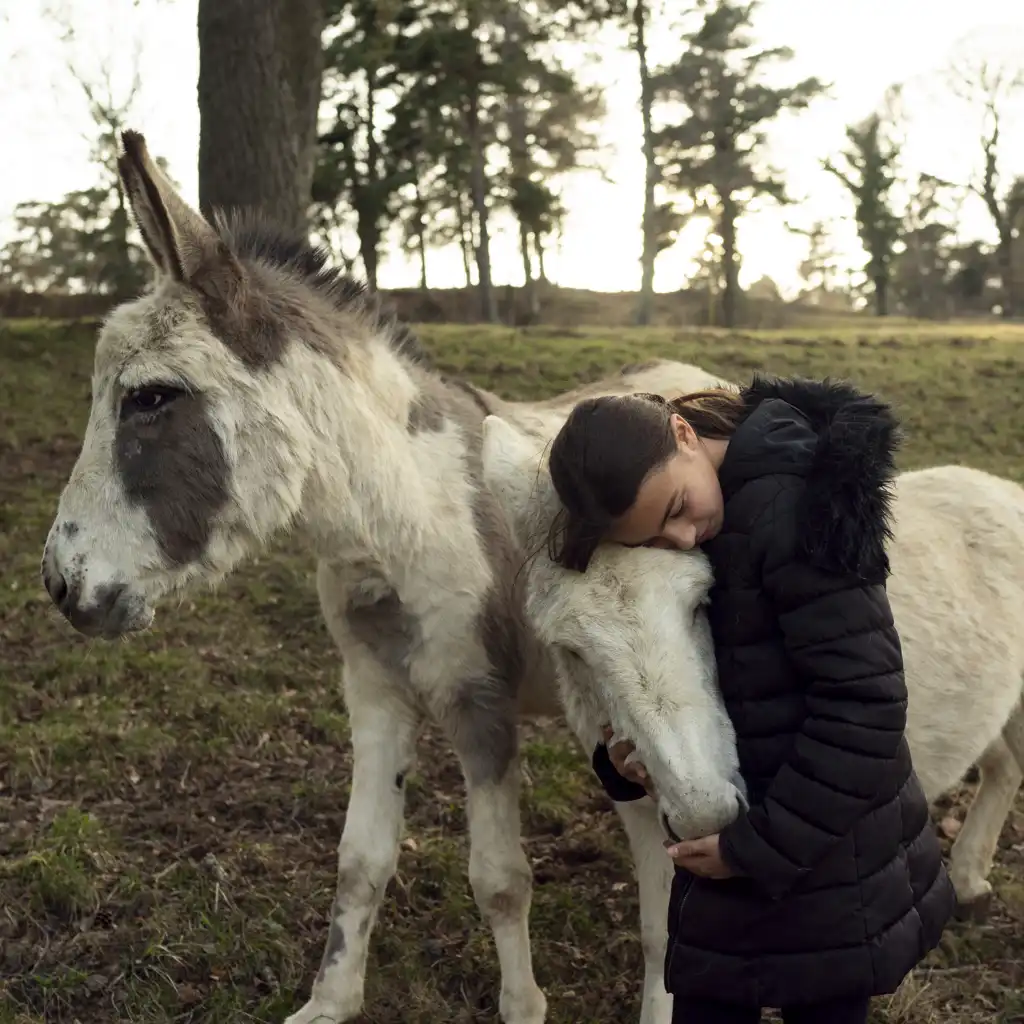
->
606, 415, 727, 552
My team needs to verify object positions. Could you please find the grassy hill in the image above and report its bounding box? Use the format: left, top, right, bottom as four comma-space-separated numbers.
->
1, 317, 1022, 1024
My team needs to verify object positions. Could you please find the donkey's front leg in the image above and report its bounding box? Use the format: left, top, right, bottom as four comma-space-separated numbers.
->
446, 693, 547, 1024
614, 798, 675, 1024
286, 668, 421, 1024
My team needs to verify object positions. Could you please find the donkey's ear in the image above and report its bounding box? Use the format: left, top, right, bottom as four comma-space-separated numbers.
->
482, 415, 554, 525
118, 130, 237, 292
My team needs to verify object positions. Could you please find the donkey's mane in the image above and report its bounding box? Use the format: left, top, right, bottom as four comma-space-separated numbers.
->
214, 210, 431, 368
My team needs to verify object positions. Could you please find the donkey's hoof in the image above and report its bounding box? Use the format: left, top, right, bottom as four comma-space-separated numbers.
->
499, 983, 548, 1024
955, 888, 994, 923
284, 999, 357, 1024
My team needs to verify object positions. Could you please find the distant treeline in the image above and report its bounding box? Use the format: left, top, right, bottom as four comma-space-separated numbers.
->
3, 1, 1022, 325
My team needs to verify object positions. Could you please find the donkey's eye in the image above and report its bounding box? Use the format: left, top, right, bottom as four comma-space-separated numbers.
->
120, 385, 184, 419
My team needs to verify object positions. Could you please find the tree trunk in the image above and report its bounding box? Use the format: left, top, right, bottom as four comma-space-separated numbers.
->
519, 218, 540, 321
356, 203, 379, 291
351, 73, 385, 291
873, 274, 889, 317
197, 0, 325, 236
361, 70, 381, 290
457, 192, 474, 287
413, 180, 429, 291
112, 179, 133, 299
632, 0, 657, 326
466, 91, 498, 323
720, 192, 739, 329
418, 237, 429, 292
535, 232, 548, 283
498, 6, 537, 324
997, 230, 1014, 318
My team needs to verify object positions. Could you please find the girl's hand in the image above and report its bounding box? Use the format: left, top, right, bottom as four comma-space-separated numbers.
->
601, 725, 656, 796
665, 833, 734, 879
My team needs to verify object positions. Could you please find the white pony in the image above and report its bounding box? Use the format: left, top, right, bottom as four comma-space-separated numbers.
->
481, 413, 1024, 937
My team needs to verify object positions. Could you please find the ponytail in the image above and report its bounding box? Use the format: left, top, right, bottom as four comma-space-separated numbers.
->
636, 387, 747, 440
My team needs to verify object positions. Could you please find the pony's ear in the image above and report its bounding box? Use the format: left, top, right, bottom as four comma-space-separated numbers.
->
481, 415, 562, 544
117, 130, 241, 299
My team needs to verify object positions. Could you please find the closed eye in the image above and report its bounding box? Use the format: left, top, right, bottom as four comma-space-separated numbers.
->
644, 492, 687, 545
119, 384, 186, 420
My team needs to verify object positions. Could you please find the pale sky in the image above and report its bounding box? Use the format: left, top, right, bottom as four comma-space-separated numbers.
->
2, 0, 1023, 298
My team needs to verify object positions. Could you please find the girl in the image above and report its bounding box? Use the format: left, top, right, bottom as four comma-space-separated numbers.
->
546, 374, 955, 1024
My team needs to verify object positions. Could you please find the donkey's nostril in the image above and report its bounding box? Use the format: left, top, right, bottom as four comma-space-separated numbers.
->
44, 568, 70, 610
98, 583, 128, 615
733, 783, 750, 813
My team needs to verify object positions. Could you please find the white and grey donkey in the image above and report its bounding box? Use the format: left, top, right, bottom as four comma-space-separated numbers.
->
40, 131, 741, 1024
481, 414, 1024, 929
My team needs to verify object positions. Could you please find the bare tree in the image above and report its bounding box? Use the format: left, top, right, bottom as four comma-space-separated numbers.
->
70, 64, 145, 292
10, 2, 154, 297
947, 56, 1024, 318
197, 0, 326, 236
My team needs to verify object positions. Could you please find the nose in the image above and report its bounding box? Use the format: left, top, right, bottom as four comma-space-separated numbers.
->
658, 521, 698, 551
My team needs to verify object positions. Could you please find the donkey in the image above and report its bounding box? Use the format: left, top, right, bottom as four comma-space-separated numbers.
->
481, 413, 1024, 934
41, 130, 736, 1024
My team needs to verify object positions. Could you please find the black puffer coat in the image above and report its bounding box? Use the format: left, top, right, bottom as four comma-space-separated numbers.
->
593, 375, 955, 1008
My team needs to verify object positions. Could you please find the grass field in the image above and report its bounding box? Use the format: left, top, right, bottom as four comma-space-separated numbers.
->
2, 317, 1023, 1024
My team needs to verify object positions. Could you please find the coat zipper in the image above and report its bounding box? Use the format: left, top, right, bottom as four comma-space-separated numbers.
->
665, 871, 696, 981
674, 871, 695, 929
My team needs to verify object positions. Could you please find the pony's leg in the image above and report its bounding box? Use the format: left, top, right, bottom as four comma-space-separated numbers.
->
1003, 696, 1024, 771
614, 799, 675, 1024
444, 698, 547, 1024
286, 663, 421, 1024
948, 728, 1022, 917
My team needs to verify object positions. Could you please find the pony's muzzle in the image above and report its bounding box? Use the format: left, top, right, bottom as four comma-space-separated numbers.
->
42, 561, 151, 639
51, 576, 127, 637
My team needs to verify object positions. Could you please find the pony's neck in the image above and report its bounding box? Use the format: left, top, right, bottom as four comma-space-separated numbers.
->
292, 337, 469, 572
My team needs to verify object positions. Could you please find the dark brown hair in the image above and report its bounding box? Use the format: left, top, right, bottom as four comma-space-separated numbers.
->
547, 388, 748, 572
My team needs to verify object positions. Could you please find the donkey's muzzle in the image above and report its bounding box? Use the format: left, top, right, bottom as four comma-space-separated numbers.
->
42, 565, 136, 638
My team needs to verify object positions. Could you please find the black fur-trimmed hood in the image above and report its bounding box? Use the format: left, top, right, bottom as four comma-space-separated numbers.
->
721, 374, 903, 578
